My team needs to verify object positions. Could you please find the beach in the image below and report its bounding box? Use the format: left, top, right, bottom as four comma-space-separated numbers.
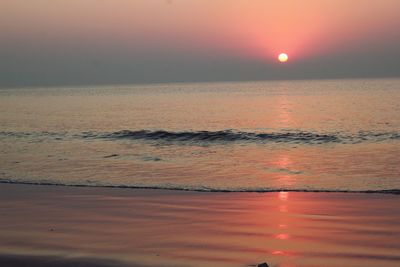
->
1, 183, 399, 267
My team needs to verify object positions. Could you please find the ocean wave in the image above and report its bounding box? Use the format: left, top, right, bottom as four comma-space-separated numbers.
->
0, 179, 399, 195
2, 129, 400, 145
95, 130, 341, 144
84, 129, 400, 144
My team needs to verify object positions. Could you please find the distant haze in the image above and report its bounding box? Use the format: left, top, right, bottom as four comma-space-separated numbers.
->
1, 0, 400, 87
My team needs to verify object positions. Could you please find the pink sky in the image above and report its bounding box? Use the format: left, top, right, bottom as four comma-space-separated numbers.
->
2, 0, 399, 60
1, 0, 400, 86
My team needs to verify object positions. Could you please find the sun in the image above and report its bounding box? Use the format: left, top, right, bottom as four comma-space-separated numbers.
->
278, 53, 288, 63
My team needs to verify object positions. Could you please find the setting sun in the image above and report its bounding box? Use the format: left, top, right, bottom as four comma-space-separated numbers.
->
278, 53, 289, 63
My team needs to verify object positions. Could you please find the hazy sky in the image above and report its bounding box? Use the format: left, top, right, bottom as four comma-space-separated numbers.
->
1, 0, 400, 87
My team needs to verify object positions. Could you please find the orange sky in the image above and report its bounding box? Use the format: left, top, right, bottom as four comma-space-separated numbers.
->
2, 1, 399, 57
1, 0, 400, 86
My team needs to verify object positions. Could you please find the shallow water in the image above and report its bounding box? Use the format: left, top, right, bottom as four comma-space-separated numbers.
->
0, 79, 399, 192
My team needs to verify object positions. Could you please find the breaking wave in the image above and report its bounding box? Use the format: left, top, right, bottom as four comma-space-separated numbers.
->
2, 129, 400, 145
93, 130, 341, 144
83, 129, 400, 144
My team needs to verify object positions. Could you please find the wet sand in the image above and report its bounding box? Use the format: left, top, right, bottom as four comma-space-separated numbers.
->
0, 184, 399, 267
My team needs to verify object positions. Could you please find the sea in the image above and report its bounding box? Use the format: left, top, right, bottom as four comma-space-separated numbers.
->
1, 79, 399, 193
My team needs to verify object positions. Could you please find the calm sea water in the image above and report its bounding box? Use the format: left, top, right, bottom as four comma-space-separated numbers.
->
1, 79, 399, 192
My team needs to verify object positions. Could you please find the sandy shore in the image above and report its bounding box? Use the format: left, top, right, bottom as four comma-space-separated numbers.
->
0, 184, 399, 267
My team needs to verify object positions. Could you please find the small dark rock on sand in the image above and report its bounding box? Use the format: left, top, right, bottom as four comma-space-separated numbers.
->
258, 263, 269, 267
103, 154, 119, 158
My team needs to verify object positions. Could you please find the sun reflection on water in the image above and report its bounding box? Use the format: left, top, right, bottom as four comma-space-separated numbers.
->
272, 191, 291, 260
279, 191, 289, 201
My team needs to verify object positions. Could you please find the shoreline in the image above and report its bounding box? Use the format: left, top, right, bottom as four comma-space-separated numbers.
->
1, 180, 399, 195
1, 183, 400, 267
